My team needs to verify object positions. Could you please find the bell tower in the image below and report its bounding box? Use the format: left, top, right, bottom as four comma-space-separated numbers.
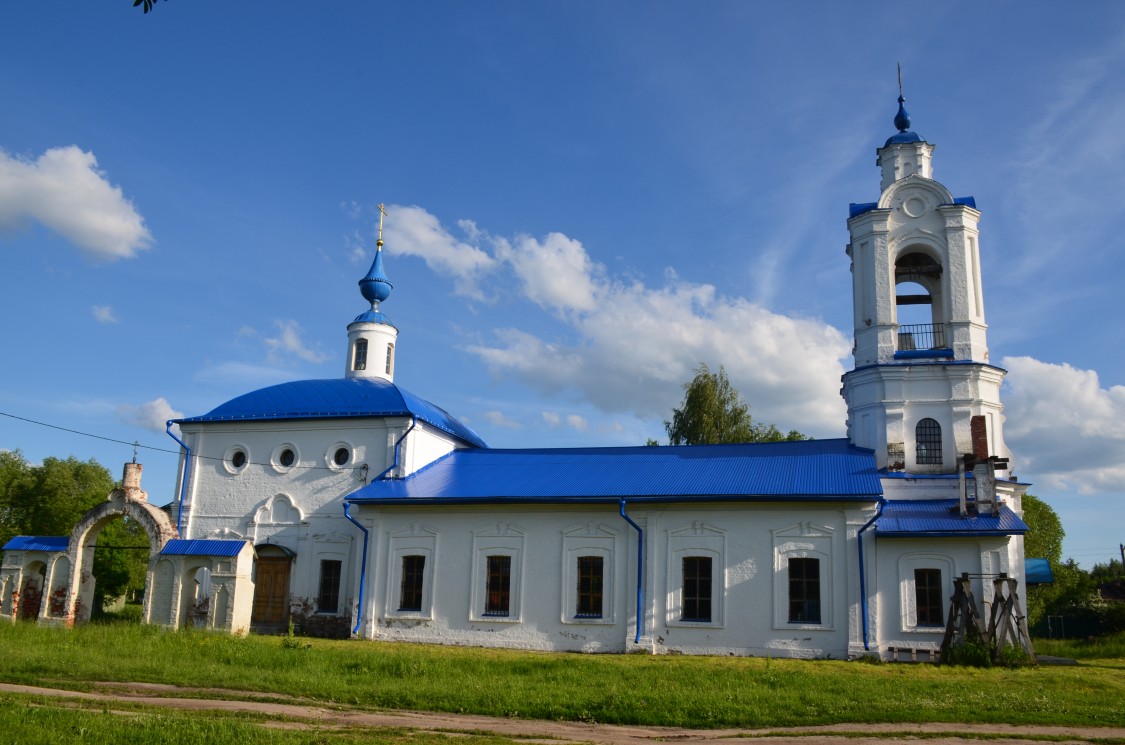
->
346, 203, 399, 383
841, 91, 1010, 475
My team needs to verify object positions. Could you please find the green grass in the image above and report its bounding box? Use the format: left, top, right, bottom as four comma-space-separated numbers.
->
0, 697, 522, 745
0, 623, 1122, 729
1034, 633, 1125, 660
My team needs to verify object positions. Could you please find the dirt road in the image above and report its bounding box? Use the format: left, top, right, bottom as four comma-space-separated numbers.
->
2, 681, 1122, 744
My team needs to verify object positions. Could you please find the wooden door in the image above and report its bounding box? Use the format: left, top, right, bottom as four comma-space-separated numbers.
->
251, 558, 291, 630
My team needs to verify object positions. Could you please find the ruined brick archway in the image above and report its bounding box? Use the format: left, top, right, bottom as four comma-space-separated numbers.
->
59, 463, 178, 625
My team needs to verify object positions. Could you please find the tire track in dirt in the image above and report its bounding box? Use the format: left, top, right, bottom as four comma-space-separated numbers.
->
1, 682, 1122, 745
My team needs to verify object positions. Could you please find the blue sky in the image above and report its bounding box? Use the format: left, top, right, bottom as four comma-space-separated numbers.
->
1, 2, 1123, 568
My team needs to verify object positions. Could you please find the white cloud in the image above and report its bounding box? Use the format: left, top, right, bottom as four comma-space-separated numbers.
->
117, 397, 184, 433
0, 146, 151, 260
542, 411, 561, 427
396, 206, 849, 437
91, 305, 119, 324
484, 410, 523, 429
382, 205, 497, 300
1002, 356, 1125, 493
263, 320, 328, 365
566, 414, 588, 431
493, 232, 601, 314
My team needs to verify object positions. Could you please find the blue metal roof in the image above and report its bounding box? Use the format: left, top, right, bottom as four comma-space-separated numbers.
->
347, 438, 882, 505
849, 202, 879, 219
351, 309, 396, 327
2, 536, 69, 552
1025, 558, 1054, 585
875, 499, 1028, 537
160, 539, 249, 557
176, 377, 487, 448
884, 131, 924, 146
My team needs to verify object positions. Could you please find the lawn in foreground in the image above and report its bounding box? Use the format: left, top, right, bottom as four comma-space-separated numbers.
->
0, 696, 519, 745
0, 623, 1122, 728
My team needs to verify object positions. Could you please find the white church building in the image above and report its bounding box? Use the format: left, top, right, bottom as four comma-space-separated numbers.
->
2, 95, 1030, 660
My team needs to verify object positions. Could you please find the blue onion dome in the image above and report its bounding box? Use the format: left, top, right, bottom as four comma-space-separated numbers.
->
894, 95, 911, 132
359, 241, 393, 307
885, 95, 924, 146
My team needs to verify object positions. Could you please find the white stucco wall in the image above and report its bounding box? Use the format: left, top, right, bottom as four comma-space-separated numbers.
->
174, 416, 468, 619
350, 500, 879, 659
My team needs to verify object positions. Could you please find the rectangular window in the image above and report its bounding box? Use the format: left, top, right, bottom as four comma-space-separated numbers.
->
316, 560, 342, 614
385, 343, 395, 375
353, 339, 368, 371
788, 557, 821, 624
914, 568, 944, 627
398, 555, 425, 612
575, 556, 603, 618
681, 556, 712, 622
484, 555, 511, 616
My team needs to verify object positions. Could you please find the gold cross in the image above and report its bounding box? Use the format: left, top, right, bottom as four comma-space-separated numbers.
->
376, 203, 389, 245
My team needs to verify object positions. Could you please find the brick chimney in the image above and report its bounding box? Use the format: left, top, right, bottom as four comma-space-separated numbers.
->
970, 415, 989, 461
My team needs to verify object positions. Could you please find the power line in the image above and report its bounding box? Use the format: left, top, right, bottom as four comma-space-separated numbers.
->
1, 411, 180, 455
0, 410, 363, 474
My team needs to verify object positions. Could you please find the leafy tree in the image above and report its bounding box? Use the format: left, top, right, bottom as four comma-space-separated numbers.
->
1022, 493, 1097, 629
1089, 556, 1123, 582
663, 363, 807, 446
0, 452, 147, 609
1022, 493, 1064, 564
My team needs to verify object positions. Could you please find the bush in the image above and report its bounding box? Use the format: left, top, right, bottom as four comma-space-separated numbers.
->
942, 636, 992, 667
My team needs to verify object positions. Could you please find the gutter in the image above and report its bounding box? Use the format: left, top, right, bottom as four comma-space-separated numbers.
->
165, 420, 191, 534
344, 417, 414, 637
374, 417, 416, 481
857, 498, 886, 652
349, 493, 882, 506
343, 501, 370, 636
618, 499, 645, 644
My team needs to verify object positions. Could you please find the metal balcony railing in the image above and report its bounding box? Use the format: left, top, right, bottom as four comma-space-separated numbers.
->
897, 323, 946, 352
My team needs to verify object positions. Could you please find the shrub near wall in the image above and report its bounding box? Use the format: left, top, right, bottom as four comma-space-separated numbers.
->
289, 599, 351, 639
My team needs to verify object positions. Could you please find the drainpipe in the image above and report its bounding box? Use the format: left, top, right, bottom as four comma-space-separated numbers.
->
343, 501, 370, 636
343, 418, 413, 637
374, 417, 416, 481
618, 499, 645, 644
165, 420, 191, 535
857, 499, 886, 652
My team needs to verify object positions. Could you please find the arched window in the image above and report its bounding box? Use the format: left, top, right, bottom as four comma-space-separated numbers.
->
353, 339, 368, 371
916, 418, 942, 465
385, 343, 395, 376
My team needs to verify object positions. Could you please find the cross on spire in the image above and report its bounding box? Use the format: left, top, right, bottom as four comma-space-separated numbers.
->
376, 203, 388, 250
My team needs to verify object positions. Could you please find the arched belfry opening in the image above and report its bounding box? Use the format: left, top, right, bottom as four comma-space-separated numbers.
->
894, 251, 946, 352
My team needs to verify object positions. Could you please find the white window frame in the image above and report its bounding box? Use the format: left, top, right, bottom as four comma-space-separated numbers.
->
773, 523, 834, 630
665, 522, 725, 629
222, 444, 251, 475
470, 523, 524, 623
384, 525, 437, 620
324, 441, 354, 471
561, 523, 617, 625
897, 553, 954, 633
270, 443, 300, 474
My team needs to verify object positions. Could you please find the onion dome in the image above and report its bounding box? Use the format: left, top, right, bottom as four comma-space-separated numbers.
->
885, 94, 924, 146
